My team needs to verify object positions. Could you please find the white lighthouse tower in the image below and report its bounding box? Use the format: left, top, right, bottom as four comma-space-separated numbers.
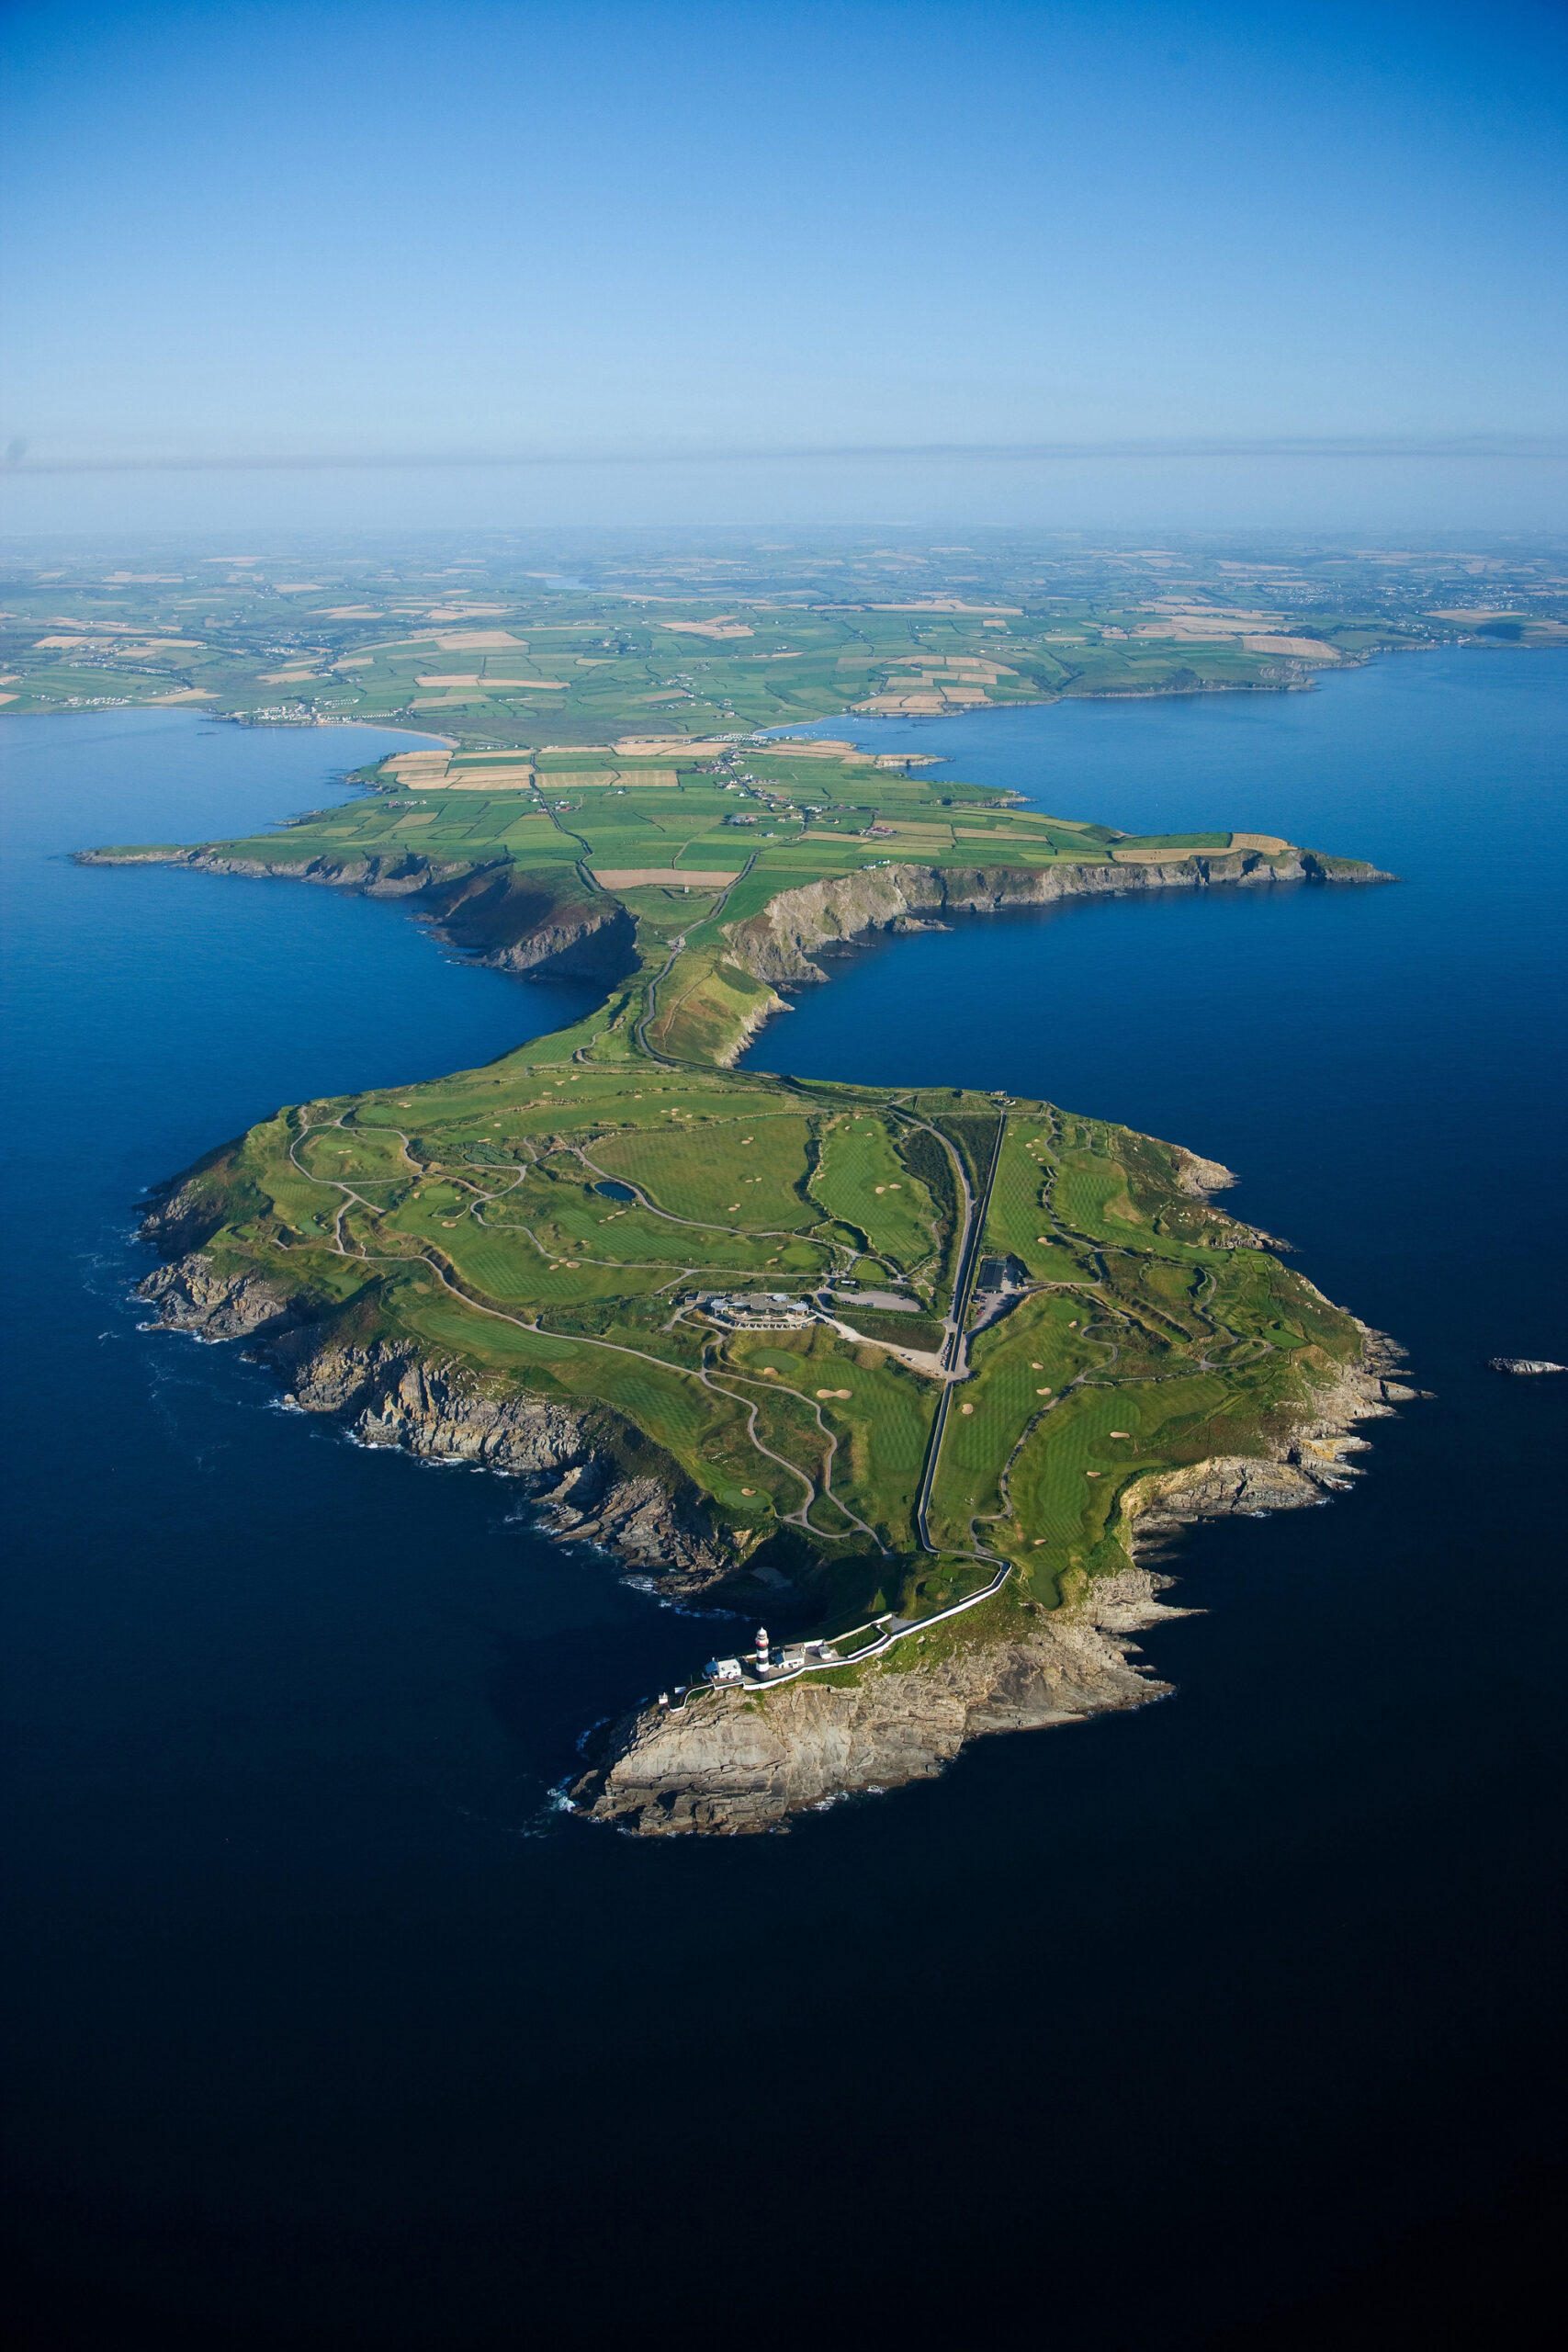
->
754, 1626, 770, 1676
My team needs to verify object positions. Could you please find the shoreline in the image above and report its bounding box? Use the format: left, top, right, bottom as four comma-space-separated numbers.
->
570, 1319, 1412, 1835
108, 718, 1407, 1837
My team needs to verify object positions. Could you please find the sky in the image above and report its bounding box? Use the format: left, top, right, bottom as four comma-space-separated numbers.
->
2, 0, 1565, 535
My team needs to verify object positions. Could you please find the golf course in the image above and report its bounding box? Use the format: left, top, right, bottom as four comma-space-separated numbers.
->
107, 726, 1393, 1776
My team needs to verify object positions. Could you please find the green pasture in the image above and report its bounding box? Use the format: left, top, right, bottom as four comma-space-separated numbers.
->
723, 1327, 935, 1547
81, 607, 1382, 1634
980, 1131, 1059, 1267
1006, 1369, 1235, 1562
296, 1125, 412, 1185
593, 1111, 817, 1229
1053, 1142, 1148, 1239
809, 1111, 940, 1267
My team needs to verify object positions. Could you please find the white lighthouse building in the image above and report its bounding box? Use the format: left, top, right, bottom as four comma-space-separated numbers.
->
754, 1626, 770, 1675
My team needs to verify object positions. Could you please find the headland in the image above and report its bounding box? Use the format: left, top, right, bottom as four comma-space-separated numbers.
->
98, 728, 1402, 1830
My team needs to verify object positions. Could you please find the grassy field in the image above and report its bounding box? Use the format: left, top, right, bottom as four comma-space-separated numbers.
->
73, 601, 1393, 1645
157, 954, 1368, 1643
9, 526, 1512, 734
85, 736, 1361, 1091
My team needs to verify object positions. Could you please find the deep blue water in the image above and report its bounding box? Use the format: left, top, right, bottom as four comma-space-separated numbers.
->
4, 673, 1565, 2348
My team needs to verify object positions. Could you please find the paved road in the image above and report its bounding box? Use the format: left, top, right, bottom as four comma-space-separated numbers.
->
628, 855, 756, 1062
913, 1111, 1008, 1555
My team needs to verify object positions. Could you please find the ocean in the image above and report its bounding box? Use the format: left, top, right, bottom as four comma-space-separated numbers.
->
3, 659, 1564, 2346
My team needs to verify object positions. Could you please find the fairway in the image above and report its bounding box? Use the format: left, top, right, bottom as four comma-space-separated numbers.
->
108, 713, 1382, 1679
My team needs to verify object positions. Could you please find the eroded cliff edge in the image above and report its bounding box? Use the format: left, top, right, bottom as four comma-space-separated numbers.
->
138, 1247, 729, 1585
77, 843, 638, 985
722, 846, 1391, 992
122, 825, 1404, 1838
571, 1336, 1412, 1836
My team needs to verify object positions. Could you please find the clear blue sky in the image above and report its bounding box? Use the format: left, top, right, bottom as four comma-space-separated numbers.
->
3, 0, 1564, 533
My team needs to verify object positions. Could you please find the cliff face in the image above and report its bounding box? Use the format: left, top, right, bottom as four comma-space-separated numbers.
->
138, 1250, 729, 1587
79, 844, 637, 986
574, 1336, 1412, 1835
80, 842, 473, 894
419, 866, 637, 982
724, 851, 1386, 989
574, 1566, 1183, 1835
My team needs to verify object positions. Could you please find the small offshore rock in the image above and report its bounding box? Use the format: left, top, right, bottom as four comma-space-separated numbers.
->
1488, 1357, 1566, 1375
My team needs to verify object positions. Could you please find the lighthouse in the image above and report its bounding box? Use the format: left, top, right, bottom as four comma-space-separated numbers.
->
754, 1626, 770, 1675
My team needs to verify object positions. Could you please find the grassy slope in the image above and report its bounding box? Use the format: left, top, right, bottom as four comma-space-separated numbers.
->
0, 594, 1371, 727
105, 729, 1379, 1644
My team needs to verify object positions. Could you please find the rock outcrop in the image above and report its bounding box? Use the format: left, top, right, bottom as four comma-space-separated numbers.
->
574, 1329, 1410, 1833
419, 865, 637, 981
723, 851, 1390, 991
79, 845, 637, 986
137, 1250, 728, 1588
140, 1252, 301, 1342
573, 1566, 1183, 1835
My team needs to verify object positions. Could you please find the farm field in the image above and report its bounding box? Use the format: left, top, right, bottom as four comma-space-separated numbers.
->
85, 622, 1397, 1663
9, 526, 1545, 737
141, 951, 1369, 1645
73, 584, 1411, 1820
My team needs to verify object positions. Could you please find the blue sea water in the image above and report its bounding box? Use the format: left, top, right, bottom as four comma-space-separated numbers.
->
2, 668, 1564, 2347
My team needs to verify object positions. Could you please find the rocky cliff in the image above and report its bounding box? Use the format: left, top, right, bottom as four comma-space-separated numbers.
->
574, 1334, 1413, 1835
138, 1250, 728, 1586
78, 844, 637, 984
574, 1566, 1183, 1835
724, 849, 1388, 989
